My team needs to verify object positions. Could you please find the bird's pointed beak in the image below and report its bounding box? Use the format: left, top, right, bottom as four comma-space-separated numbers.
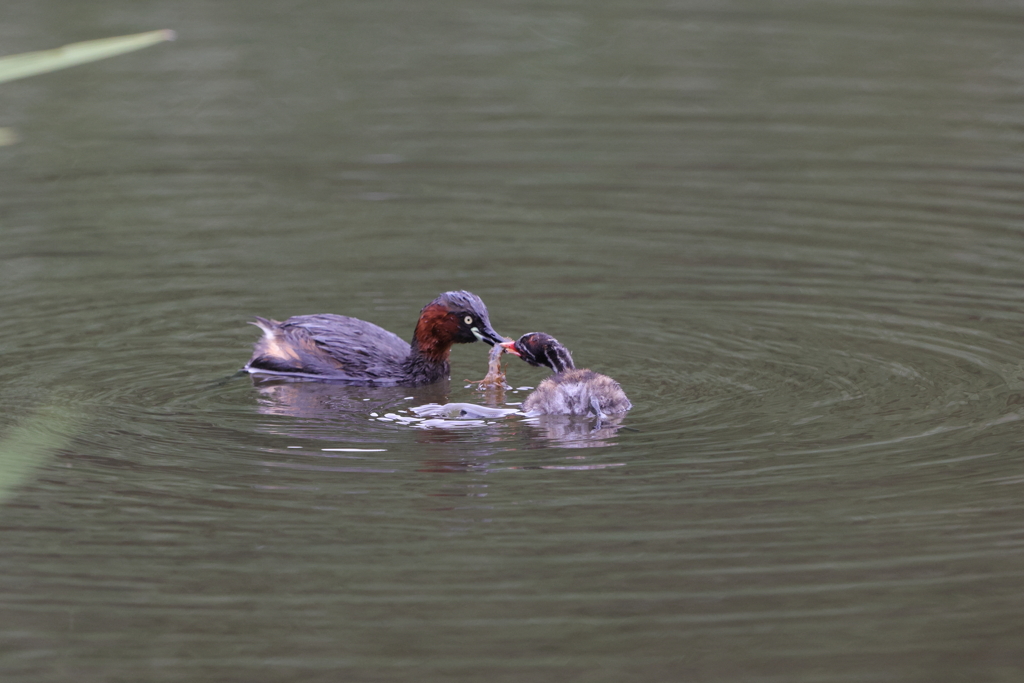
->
471, 322, 506, 346
499, 339, 521, 356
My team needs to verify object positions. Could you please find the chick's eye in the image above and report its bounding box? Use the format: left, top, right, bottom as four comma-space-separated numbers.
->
464, 316, 474, 325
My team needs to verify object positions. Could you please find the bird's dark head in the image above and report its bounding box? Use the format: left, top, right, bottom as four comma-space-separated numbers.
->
501, 332, 575, 373
413, 291, 505, 358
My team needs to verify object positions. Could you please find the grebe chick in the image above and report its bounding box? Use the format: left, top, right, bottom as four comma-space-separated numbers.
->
501, 332, 632, 417
245, 290, 505, 386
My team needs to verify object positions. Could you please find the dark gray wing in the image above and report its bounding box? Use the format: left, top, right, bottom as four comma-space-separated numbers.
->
280, 314, 410, 379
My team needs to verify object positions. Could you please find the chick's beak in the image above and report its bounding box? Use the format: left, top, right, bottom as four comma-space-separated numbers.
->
499, 340, 521, 356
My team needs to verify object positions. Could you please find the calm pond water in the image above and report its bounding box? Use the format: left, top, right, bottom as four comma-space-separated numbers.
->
3, 1, 1024, 681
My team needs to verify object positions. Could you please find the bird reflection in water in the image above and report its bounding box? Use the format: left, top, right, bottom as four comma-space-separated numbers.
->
251, 375, 449, 420
249, 372, 629, 449
521, 413, 628, 449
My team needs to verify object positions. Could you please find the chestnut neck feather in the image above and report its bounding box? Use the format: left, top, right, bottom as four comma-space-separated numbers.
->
395, 304, 458, 384
410, 304, 458, 362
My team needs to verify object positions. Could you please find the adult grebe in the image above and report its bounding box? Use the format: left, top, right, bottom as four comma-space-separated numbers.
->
501, 332, 632, 417
245, 290, 505, 386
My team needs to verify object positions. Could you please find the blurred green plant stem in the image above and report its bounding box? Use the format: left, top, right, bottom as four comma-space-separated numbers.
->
0, 404, 81, 504
0, 29, 174, 145
0, 29, 175, 84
